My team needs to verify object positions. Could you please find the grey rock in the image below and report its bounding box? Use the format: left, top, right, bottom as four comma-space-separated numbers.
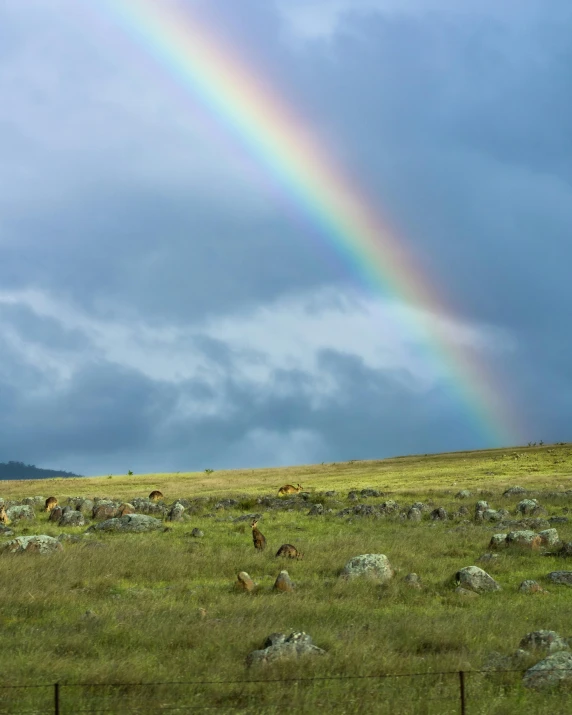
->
6, 505, 35, 522
558, 542, 572, 557
430, 507, 447, 521
324, 491, 337, 497
403, 573, 422, 589
456, 490, 471, 499
264, 633, 287, 648
191, 528, 204, 538
307, 504, 324, 516
518, 580, 546, 594
478, 552, 499, 563
455, 586, 480, 598
246, 632, 326, 667
547, 571, 572, 586
517, 499, 539, 516
59, 511, 86, 527
167, 503, 185, 522
407, 507, 422, 522
483, 509, 502, 522
87, 514, 163, 533
475, 501, 489, 513
520, 631, 567, 652
503, 486, 527, 497
506, 531, 542, 549
549, 516, 569, 524
455, 566, 501, 593
523, 651, 572, 689
341, 554, 394, 583
489, 534, 508, 549
538, 529, 560, 547
214, 498, 239, 510
360, 489, 383, 498
0, 535, 63, 554
21, 496, 45, 507
233, 513, 262, 523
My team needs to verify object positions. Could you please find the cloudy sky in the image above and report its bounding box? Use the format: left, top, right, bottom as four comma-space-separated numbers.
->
1, 0, 570, 476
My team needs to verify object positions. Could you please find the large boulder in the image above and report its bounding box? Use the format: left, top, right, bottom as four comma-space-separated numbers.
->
516, 499, 540, 516
87, 514, 163, 533
6, 505, 35, 522
59, 511, 86, 527
341, 554, 394, 583
455, 566, 501, 593
92, 502, 120, 520
506, 531, 542, 549
0, 535, 63, 554
246, 632, 326, 667
523, 651, 572, 689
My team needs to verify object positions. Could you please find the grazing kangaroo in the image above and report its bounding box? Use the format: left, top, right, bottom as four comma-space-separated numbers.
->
277, 483, 303, 497
275, 544, 303, 560
0, 505, 9, 525
251, 519, 267, 551
148, 490, 164, 502
44, 497, 58, 512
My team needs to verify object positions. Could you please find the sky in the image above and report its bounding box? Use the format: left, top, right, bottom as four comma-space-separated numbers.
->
0, 0, 570, 476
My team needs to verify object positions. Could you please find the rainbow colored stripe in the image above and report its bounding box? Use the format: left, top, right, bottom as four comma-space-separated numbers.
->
96, 0, 520, 446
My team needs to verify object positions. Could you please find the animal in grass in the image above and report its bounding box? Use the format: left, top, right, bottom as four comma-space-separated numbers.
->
148, 490, 164, 502
251, 519, 267, 551
0, 505, 10, 525
44, 496, 58, 512
277, 483, 303, 497
275, 543, 303, 560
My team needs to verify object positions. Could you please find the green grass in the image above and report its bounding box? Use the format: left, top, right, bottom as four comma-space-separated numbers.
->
0, 443, 572, 713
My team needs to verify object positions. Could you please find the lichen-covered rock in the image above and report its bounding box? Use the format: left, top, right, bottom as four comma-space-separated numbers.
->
0, 535, 63, 554
191, 528, 204, 538
506, 531, 542, 549
547, 571, 572, 586
455, 586, 480, 598
455, 566, 501, 593
456, 490, 471, 499
523, 651, 572, 689
21, 496, 45, 507
503, 486, 527, 497
92, 502, 119, 520
489, 534, 508, 549
538, 529, 560, 547
341, 554, 394, 583
59, 511, 86, 527
130, 498, 168, 517
307, 504, 324, 516
520, 631, 568, 653
6, 505, 35, 522
49, 507, 63, 523
167, 502, 185, 522
407, 507, 422, 522
516, 499, 539, 516
67, 497, 94, 515
430, 507, 447, 521
518, 580, 547, 594
86, 514, 163, 533
483, 509, 502, 522
246, 632, 326, 667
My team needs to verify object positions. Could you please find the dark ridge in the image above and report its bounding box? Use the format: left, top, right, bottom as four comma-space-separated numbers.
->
0, 461, 83, 480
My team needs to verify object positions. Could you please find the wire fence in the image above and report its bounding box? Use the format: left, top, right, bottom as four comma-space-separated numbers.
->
1, 667, 572, 714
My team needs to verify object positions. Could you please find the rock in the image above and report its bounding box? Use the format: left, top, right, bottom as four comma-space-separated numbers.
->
58, 511, 86, 527
558, 542, 572, 557
117, 503, 135, 516
49, 507, 63, 523
0, 535, 63, 554
478, 553, 499, 563
456, 490, 471, 499
167, 503, 185, 522
549, 516, 569, 524
538, 529, 560, 547
503, 486, 527, 497
273, 570, 295, 592
489, 534, 508, 549
67, 498, 94, 515
233, 513, 262, 523
430, 507, 447, 521
347, 491, 359, 501
506, 531, 542, 549
86, 514, 163, 533
130, 498, 168, 517
6, 505, 35, 522
518, 580, 547, 594
307, 504, 324, 516
516, 499, 539, 516
21, 496, 45, 507
324, 491, 337, 497
523, 651, 572, 689
191, 528, 204, 538
547, 571, 572, 586
455, 566, 501, 593
407, 507, 422, 521
475, 501, 489, 513
380, 500, 399, 513
341, 554, 394, 583
411, 502, 427, 512
520, 631, 567, 652
0, 527, 14, 537
214, 498, 239, 510
403, 573, 422, 589
455, 586, 480, 598
483, 509, 502, 522
360, 489, 382, 498
246, 632, 326, 667
263, 633, 287, 648
235, 572, 255, 592
92, 503, 119, 520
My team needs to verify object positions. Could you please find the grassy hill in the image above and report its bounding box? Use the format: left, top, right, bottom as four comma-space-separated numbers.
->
0, 443, 571, 713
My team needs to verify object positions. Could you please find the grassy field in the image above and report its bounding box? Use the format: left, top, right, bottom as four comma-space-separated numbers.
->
1, 443, 572, 713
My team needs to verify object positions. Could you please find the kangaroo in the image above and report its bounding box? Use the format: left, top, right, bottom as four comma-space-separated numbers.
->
251, 519, 267, 551
44, 496, 58, 512
0, 505, 10, 525
275, 543, 303, 560
148, 490, 164, 502
277, 483, 303, 497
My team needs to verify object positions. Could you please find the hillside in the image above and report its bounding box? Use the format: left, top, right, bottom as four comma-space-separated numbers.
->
0, 461, 82, 480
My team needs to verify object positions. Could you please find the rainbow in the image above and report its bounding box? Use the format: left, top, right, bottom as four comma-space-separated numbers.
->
94, 0, 520, 446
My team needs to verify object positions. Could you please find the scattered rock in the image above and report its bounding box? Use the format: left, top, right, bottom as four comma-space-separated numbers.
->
274, 570, 295, 592
523, 651, 572, 690
503, 486, 527, 497
6, 505, 35, 522
341, 554, 394, 583
483, 509, 502, 522
92, 503, 119, 520
489, 534, 508, 549
407, 507, 422, 522
21, 496, 45, 507
0, 535, 63, 555
506, 531, 542, 549
538, 529, 560, 548
246, 632, 326, 667
191, 528, 204, 538
456, 490, 471, 499
307, 504, 324, 516
549, 516, 569, 524
49, 507, 63, 523
235, 572, 255, 592
214, 498, 239, 510
478, 552, 499, 563
167, 503, 185, 522
516, 499, 540, 516
455, 586, 480, 598
324, 491, 337, 497
86, 514, 163, 533
59, 511, 86, 527
455, 566, 501, 593
547, 571, 572, 586
520, 631, 568, 652
518, 580, 547, 594
430, 507, 447, 521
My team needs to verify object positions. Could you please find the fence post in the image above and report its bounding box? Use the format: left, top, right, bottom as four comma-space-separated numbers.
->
54, 682, 60, 715
458, 671, 466, 715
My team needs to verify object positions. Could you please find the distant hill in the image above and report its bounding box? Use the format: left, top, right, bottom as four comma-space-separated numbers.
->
0, 461, 83, 480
